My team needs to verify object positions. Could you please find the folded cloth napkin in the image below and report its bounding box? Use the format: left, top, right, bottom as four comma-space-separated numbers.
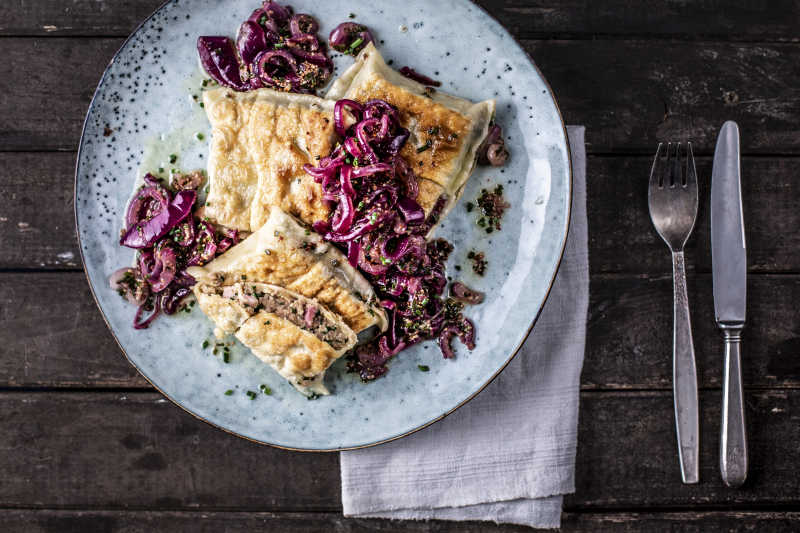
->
340, 126, 588, 529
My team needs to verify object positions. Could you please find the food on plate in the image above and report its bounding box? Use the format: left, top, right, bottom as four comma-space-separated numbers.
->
202, 87, 337, 231
194, 282, 356, 396
301, 94, 481, 380
327, 43, 496, 219
328, 22, 374, 55
187, 208, 387, 335
112, 172, 240, 329
111, 4, 512, 395
197, 1, 332, 93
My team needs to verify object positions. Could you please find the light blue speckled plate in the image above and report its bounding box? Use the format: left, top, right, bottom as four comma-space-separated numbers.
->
75, 0, 571, 451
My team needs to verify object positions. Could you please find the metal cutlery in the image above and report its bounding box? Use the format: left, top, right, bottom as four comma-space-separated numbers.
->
711, 121, 748, 488
648, 142, 700, 484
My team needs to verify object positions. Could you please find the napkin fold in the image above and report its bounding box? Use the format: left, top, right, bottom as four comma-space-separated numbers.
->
341, 126, 588, 529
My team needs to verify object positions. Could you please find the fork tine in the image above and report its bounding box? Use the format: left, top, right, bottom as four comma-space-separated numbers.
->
670, 142, 682, 188
650, 142, 665, 189
685, 142, 697, 188
664, 142, 675, 187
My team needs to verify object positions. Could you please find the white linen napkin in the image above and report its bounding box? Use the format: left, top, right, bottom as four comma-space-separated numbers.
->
340, 126, 588, 529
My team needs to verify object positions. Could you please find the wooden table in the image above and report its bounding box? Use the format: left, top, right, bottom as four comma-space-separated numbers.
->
2, 1, 799, 531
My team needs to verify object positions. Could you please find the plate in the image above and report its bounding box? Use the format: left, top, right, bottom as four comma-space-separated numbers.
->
75, 0, 571, 451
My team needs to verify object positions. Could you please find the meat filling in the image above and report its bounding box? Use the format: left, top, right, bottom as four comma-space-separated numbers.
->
219, 284, 350, 350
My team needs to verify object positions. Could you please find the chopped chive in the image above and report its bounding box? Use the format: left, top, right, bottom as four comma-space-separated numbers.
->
418, 365, 430, 372
260, 385, 273, 395
169, 154, 177, 164
224, 389, 234, 396
349, 37, 364, 50
416, 141, 431, 153
195, 132, 205, 140
202, 339, 209, 349
158, 167, 164, 174
223, 353, 230, 363
199, 102, 205, 108
246, 390, 257, 400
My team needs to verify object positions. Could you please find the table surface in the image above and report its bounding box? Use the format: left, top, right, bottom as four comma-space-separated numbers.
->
3, 1, 800, 531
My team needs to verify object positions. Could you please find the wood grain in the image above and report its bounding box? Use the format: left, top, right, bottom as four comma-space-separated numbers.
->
0, 390, 798, 509
585, 274, 800, 390
589, 156, 798, 274
2, 1, 799, 529
0, 272, 146, 387
3, 0, 800, 41
3, 272, 799, 389
1, 39, 799, 154
2, 153, 797, 274
3, 509, 800, 532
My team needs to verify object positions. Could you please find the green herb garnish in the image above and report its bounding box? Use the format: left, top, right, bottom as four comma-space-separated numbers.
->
246, 390, 257, 400
169, 154, 177, 164
349, 37, 365, 51
418, 365, 430, 372
224, 389, 234, 396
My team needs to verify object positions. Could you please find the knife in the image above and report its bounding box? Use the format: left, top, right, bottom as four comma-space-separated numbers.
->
711, 121, 748, 488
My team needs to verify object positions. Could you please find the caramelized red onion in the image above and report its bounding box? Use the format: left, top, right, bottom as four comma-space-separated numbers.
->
399, 66, 442, 87
450, 282, 485, 305
119, 177, 195, 249
477, 124, 510, 167
196, 36, 247, 91
114, 172, 236, 329
329, 22, 374, 55
303, 98, 480, 380
198, 2, 331, 93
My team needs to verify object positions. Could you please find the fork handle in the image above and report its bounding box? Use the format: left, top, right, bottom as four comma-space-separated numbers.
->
672, 251, 700, 484
720, 325, 747, 488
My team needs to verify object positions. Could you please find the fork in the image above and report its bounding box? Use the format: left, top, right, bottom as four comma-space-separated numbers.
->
648, 142, 700, 484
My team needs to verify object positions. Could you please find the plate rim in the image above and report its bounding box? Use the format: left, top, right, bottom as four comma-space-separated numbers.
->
74, 0, 573, 452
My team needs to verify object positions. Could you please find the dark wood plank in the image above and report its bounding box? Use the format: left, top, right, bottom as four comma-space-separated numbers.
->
569, 390, 800, 508
0, 38, 123, 151
3, 272, 799, 389
3, 0, 800, 41
2, 39, 800, 154
0, 0, 164, 36
589, 156, 797, 274
0, 392, 342, 511
0, 272, 147, 387
476, 0, 800, 42
1, 390, 799, 509
2, 153, 797, 274
0, 153, 80, 269
585, 273, 800, 390
3, 509, 800, 533
525, 40, 800, 155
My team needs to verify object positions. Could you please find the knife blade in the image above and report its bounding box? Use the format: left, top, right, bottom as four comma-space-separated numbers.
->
711, 120, 748, 488
712, 121, 747, 325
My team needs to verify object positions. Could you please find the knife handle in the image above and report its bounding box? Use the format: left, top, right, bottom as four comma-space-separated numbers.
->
720, 325, 748, 488
672, 251, 700, 484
